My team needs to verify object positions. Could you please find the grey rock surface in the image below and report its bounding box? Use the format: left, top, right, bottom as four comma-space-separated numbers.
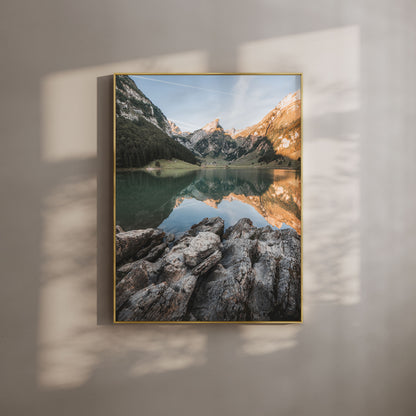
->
116, 229, 165, 264
183, 232, 221, 267
115, 217, 301, 321
185, 216, 224, 238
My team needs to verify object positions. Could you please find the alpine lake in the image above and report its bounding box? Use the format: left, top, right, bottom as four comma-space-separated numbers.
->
116, 167, 301, 237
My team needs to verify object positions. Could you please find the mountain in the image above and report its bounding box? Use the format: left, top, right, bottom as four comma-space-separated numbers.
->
171, 91, 301, 167
117, 167, 300, 235
116, 75, 172, 134
173, 118, 278, 166
176, 169, 301, 233
167, 120, 188, 137
225, 127, 240, 137
115, 75, 198, 168
184, 119, 239, 159
116, 75, 301, 169
234, 90, 301, 160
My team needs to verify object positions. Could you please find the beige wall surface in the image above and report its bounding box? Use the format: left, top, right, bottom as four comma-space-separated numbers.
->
1, 1, 415, 415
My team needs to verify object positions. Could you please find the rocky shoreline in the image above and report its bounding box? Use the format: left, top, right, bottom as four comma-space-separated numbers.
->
115, 217, 301, 322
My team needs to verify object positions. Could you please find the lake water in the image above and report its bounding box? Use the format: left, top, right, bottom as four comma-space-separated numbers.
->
116, 168, 301, 236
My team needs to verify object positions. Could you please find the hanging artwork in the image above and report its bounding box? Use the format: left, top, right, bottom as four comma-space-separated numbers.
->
113, 73, 302, 323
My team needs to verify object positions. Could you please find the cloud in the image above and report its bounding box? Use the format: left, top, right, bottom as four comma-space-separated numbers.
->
231, 76, 252, 112
132, 75, 300, 131
222, 76, 276, 130
134, 76, 235, 96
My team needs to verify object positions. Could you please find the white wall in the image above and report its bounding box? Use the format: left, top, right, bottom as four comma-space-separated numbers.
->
1, 1, 415, 415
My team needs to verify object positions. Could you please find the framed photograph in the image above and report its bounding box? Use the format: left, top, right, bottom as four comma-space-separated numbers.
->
113, 73, 302, 323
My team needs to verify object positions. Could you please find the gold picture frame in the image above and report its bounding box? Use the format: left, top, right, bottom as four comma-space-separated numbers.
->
113, 73, 303, 324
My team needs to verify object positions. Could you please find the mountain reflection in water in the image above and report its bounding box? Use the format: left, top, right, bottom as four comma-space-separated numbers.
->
116, 168, 301, 235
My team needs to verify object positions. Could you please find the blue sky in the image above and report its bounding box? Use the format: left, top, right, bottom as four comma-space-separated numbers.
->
131, 74, 300, 132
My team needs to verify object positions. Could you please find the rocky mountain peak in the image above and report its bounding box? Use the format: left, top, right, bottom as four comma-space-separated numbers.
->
168, 120, 183, 136
272, 90, 300, 112
202, 118, 223, 133
233, 90, 301, 159
116, 75, 172, 136
225, 127, 241, 138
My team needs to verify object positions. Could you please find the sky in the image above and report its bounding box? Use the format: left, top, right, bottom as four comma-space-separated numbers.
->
131, 74, 300, 132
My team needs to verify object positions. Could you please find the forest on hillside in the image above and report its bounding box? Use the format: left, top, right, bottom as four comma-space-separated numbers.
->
116, 116, 199, 168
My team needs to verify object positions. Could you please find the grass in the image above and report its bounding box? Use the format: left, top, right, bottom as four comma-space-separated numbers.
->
144, 159, 200, 170
200, 154, 296, 169
142, 159, 200, 178
117, 158, 298, 176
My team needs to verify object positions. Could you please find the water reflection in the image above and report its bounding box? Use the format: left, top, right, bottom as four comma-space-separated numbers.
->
116, 168, 301, 235
159, 198, 291, 236
116, 170, 198, 229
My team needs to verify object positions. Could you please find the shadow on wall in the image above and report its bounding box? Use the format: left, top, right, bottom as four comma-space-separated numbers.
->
37, 26, 361, 412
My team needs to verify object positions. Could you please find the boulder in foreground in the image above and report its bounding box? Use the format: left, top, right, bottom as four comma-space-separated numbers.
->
116, 217, 300, 321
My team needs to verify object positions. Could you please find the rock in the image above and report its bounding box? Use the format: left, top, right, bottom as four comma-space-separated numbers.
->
160, 231, 222, 282
116, 229, 222, 321
115, 217, 301, 322
116, 229, 165, 264
115, 225, 124, 234
188, 232, 257, 321
183, 232, 221, 267
185, 216, 224, 237
273, 228, 301, 320
116, 261, 138, 284
159, 238, 191, 282
182, 121, 277, 163
144, 242, 168, 262
191, 249, 222, 276
188, 313, 198, 321
116, 259, 163, 312
118, 271, 200, 321
247, 226, 282, 320
115, 241, 167, 284
118, 282, 183, 321
188, 218, 301, 321
223, 217, 257, 240
134, 230, 165, 260
166, 233, 175, 243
